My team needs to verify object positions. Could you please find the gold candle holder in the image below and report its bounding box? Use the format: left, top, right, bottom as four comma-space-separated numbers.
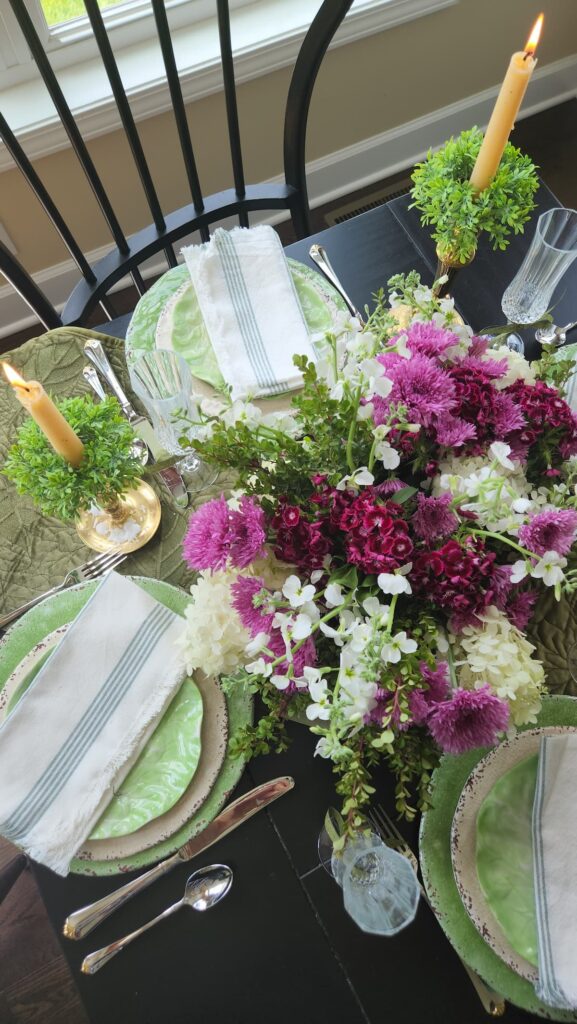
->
433, 244, 477, 298
76, 479, 161, 554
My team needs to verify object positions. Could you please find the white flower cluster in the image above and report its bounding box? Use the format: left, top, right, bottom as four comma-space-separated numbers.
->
176, 569, 249, 677
453, 605, 545, 726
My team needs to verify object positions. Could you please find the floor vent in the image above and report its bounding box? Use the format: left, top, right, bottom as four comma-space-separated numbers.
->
325, 180, 412, 226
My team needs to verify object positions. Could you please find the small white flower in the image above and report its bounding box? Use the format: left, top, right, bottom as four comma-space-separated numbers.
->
271, 674, 291, 690
375, 440, 401, 469
306, 677, 332, 720
291, 613, 314, 640
530, 551, 567, 587
510, 560, 529, 584
222, 400, 262, 428
381, 630, 418, 665
324, 582, 344, 607
245, 631, 270, 657
362, 595, 388, 619
377, 572, 412, 595
310, 569, 324, 584
393, 332, 411, 359
336, 467, 375, 491
330, 380, 345, 401
245, 657, 272, 677
490, 442, 515, 471
282, 574, 316, 608
356, 402, 374, 420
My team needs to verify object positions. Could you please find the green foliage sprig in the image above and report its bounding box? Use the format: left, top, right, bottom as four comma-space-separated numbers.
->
410, 128, 539, 264
3, 395, 142, 521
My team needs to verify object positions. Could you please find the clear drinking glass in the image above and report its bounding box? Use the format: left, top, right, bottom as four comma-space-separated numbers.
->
129, 351, 216, 490
501, 208, 577, 325
318, 823, 420, 936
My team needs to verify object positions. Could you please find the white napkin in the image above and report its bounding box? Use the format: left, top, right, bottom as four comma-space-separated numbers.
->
182, 225, 315, 400
532, 732, 577, 1009
0, 572, 186, 876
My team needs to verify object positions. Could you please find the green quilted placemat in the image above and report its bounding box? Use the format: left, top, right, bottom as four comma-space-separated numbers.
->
0, 327, 220, 614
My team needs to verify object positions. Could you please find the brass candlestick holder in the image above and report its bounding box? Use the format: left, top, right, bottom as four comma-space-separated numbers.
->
76, 479, 161, 554
433, 244, 477, 298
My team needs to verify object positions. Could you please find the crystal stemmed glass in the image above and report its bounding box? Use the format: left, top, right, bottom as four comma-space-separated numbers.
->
129, 350, 216, 492
501, 208, 577, 328
317, 815, 420, 936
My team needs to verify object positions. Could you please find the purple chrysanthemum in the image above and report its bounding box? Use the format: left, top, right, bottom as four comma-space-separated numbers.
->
434, 413, 477, 447
412, 492, 459, 544
409, 661, 450, 724
504, 588, 537, 630
518, 508, 577, 557
230, 576, 275, 636
182, 494, 266, 572
403, 322, 461, 360
374, 353, 456, 427
491, 391, 526, 437
183, 495, 230, 571
427, 684, 510, 754
228, 496, 267, 567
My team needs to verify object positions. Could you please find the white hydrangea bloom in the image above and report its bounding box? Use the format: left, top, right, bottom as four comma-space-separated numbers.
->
454, 605, 545, 726
176, 569, 249, 676
489, 345, 537, 390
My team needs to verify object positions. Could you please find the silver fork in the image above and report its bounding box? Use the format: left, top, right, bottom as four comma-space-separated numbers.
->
0, 550, 126, 629
369, 805, 506, 1018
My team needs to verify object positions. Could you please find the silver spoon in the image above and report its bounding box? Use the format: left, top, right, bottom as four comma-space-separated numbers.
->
82, 365, 149, 467
535, 320, 577, 347
81, 863, 233, 974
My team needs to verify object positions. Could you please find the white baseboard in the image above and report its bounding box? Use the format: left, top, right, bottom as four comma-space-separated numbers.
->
2, 51, 576, 340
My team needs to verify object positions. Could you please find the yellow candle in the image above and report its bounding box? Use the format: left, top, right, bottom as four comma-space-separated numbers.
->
470, 14, 543, 193
2, 362, 84, 468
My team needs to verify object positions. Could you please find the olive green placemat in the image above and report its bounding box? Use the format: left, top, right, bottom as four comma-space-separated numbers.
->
0, 327, 217, 613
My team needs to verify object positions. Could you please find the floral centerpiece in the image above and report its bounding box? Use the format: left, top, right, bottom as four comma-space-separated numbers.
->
177, 273, 577, 831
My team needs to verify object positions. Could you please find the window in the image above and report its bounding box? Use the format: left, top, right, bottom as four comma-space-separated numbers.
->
41, 0, 125, 30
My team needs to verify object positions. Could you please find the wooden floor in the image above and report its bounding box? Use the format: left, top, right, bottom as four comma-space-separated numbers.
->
1, 99, 576, 1024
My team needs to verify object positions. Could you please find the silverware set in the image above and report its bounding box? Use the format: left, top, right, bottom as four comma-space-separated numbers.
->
0, 549, 126, 629
369, 805, 506, 1018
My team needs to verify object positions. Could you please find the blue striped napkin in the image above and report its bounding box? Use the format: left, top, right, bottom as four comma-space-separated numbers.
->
0, 573, 187, 875
182, 226, 315, 400
532, 732, 577, 1009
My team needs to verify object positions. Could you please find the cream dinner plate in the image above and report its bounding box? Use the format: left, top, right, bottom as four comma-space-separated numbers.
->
450, 726, 577, 983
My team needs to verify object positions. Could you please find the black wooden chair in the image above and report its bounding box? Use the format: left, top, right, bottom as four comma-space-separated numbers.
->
0, 0, 353, 333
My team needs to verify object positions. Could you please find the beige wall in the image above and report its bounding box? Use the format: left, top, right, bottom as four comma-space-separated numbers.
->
2, 0, 576, 274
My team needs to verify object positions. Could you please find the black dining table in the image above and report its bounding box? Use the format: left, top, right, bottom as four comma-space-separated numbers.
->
28, 183, 577, 1024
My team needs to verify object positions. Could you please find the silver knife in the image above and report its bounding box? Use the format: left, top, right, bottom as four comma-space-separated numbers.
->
63, 776, 294, 940
83, 339, 188, 508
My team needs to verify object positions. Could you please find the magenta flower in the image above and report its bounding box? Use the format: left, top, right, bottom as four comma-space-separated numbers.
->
183, 494, 266, 571
231, 576, 275, 636
183, 495, 230, 571
427, 685, 510, 754
374, 353, 456, 427
266, 629, 317, 678
412, 492, 459, 544
408, 661, 450, 724
403, 322, 461, 360
504, 588, 537, 630
228, 496, 267, 567
434, 413, 477, 448
519, 508, 577, 557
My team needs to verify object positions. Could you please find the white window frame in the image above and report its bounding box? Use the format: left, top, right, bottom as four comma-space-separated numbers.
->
0, 0, 458, 172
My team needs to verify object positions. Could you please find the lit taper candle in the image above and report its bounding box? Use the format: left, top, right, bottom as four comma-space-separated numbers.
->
2, 362, 84, 467
470, 14, 543, 193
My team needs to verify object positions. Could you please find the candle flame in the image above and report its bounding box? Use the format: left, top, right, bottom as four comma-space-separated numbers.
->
1, 362, 28, 389
525, 13, 543, 55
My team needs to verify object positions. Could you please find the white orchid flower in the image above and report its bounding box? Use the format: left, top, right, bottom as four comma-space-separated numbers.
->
490, 441, 515, 471
324, 582, 344, 607
510, 560, 529, 584
245, 657, 272, 677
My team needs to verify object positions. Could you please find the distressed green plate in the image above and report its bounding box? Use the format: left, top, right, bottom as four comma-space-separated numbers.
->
0, 576, 252, 876
1, 624, 204, 841
419, 696, 577, 1021
125, 259, 347, 390
476, 754, 539, 968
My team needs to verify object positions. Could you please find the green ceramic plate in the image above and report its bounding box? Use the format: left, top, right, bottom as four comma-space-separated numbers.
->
0, 576, 252, 876
419, 696, 577, 1022
125, 259, 347, 390
1, 623, 204, 841
476, 754, 539, 967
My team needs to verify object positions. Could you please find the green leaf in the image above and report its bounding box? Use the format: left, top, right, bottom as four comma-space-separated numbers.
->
390, 485, 417, 505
